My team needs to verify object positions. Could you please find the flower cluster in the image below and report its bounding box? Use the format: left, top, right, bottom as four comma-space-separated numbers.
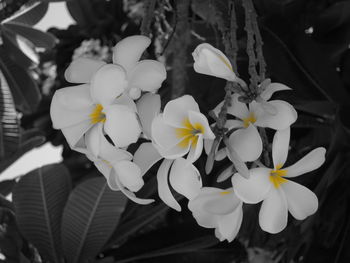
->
51, 36, 326, 242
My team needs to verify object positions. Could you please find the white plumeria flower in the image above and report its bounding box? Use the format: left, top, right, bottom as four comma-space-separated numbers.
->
50, 64, 141, 153
188, 187, 243, 242
192, 43, 237, 82
85, 131, 154, 205
232, 128, 326, 234
151, 95, 215, 163
66, 35, 167, 100
205, 91, 297, 164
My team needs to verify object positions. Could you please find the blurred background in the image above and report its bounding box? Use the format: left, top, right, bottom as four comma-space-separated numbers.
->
0, 0, 350, 262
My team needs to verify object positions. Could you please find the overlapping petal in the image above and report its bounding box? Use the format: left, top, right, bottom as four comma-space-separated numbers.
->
232, 168, 271, 204
133, 142, 162, 176
65, 57, 106, 83
61, 121, 93, 149
216, 202, 243, 242
137, 93, 161, 139
151, 114, 182, 149
260, 82, 291, 101
113, 160, 143, 192
226, 94, 250, 120
188, 111, 215, 139
272, 128, 290, 169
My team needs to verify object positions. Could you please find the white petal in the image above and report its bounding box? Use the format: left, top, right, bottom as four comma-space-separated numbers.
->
137, 93, 161, 139
151, 114, 182, 150
50, 84, 94, 129
157, 159, 181, 211
260, 82, 291, 101
85, 122, 103, 157
217, 164, 234, 182
192, 43, 236, 81
108, 170, 154, 204
187, 135, 203, 163
204, 137, 221, 155
202, 189, 241, 215
113, 160, 143, 192
114, 93, 137, 112
225, 141, 249, 179
94, 160, 113, 181
228, 125, 262, 162
98, 135, 132, 163
133, 142, 162, 176
226, 94, 250, 120
255, 100, 297, 130
65, 57, 105, 83
104, 105, 141, 148
169, 158, 202, 200
284, 147, 326, 178
156, 143, 190, 160
61, 121, 93, 149
163, 95, 200, 127
188, 192, 219, 228
272, 128, 290, 169
113, 35, 150, 73
188, 111, 215, 139
215, 148, 227, 161
217, 202, 243, 242
128, 60, 167, 92
225, 119, 244, 130
90, 64, 127, 106
281, 180, 318, 220
259, 188, 288, 234
231, 168, 271, 204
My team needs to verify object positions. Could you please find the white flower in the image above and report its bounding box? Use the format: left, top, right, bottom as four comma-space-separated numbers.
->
192, 43, 237, 81
205, 92, 297, 163
50, 64, 141, 152
232, 128, 326, 233
151, 95, 215, 163
86, 131, 154, 205
188, 187, 243, 242
66, 35, 167, 100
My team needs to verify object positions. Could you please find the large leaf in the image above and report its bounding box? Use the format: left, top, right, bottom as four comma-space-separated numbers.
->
12, 164, 71, 263
0, 45, 41, 114
5, 2, 48, 26
4, 22, 57, 49
61, 177, 127, 263
0, 0, 31, 22
0, 70, 20, 160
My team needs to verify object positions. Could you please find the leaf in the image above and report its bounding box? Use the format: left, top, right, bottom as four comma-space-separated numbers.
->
61, 177, 127, 263
6, 2, 48, 26
0, 70, 20, 160
12, 164, 71, 263
0, 45, 41, 114
3, 22, 57, 49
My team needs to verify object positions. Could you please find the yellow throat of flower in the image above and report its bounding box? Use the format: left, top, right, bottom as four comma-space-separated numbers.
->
175, 118, 204, 148
90, 104, 106, 124
218, 54, 233, 72
269, 165, 288, 188
242, 112, 257, 128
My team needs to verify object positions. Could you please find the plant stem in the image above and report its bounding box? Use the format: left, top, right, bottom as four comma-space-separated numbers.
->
140, 0, 157, 36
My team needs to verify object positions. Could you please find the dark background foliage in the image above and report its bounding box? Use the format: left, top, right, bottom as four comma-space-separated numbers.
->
0, 0, 349, 262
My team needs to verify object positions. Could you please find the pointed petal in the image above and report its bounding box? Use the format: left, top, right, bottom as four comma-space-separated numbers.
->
151, 114, 182, 150
228, 125, 262, 162
187, 135, 203, 163
255, 100, 297, 130
163, 95, 200, 127
188, 111, 215, 139
282, 180, 318, 220
104, 105, 141, 148
217, 203, 243, 242
108, 170, 154, 204
85, 122, 103, 157
90, 64, 127, 106
61, 121, 93, 149
226, 94, 250, 120
217, 164, 234, 182
215, 148, 227, 161
259, 188, 288, 234
169, 158, 202, 200
113, 160, 143, 192
50, 84, 94, 129
157, 159, 181, 211
133, 142, 162, 176
192, 43, 236, 81
260, 82, 291, 101
113, 35, 150, 72
65, 57, 105, 83
137, 93, 161, 139
231, 168, 271, 204
284, 147, 326, 178
128, 60, 166, 93
272, 128, 290, 169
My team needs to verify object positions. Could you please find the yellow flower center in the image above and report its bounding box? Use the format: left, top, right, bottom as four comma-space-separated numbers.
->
90, 104, 106, 124
220, 190, 232, 196
269, 164, 288, 188
242, 112, 257, 128
175, 118, 205, 148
